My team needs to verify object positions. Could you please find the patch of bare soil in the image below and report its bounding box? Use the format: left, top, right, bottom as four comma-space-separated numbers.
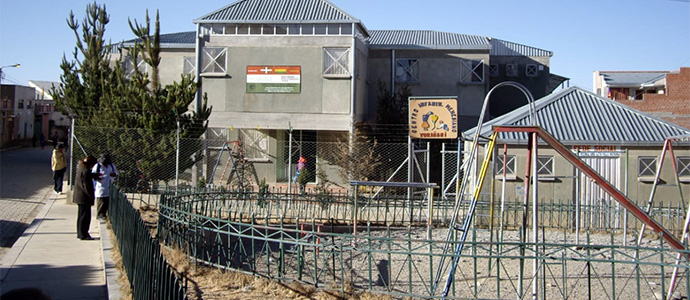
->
133, 206, 388, 300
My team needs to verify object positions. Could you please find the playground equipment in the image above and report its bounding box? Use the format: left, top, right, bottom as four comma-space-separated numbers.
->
209, 141, 256, 189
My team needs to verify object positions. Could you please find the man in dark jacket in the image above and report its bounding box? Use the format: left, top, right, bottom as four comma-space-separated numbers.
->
74, 155, 98, 240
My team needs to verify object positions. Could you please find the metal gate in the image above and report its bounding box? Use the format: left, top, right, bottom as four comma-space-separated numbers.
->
577, 152, 623, 229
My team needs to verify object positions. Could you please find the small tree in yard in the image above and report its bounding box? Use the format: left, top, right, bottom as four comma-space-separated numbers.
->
331, 124, 383, 184
52, 3, 212, 190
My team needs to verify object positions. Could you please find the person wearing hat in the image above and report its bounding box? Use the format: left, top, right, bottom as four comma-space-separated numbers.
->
50, 144, 67, 194
92, 153, 117, 220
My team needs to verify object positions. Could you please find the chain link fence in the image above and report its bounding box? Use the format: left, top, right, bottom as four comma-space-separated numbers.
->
70, 126, 465, 206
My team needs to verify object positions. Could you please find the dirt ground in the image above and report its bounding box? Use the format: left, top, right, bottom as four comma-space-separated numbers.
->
111, 205, 389, 300
114, 204, 687, 300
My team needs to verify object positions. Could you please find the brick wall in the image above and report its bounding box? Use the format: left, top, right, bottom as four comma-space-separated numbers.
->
615, 67, 690, 130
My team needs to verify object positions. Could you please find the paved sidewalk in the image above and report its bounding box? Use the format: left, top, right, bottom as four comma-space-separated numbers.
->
0, 192, 114, 299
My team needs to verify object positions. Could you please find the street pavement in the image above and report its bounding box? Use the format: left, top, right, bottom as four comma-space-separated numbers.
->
0, 147, 115, 299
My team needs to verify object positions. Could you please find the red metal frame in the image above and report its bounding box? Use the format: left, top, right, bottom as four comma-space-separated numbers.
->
493, 125, 685, 250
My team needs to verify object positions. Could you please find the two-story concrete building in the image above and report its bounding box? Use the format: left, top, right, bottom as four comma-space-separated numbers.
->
113, 0, 567, 186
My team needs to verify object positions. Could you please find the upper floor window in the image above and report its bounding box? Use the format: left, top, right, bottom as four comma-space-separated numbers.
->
203, 23, 354, 36
201, 47, 227, 74
489, 64, 499, 77
526, 64, 538, 77
396, 58, 419, 83
123, 56, 147, 78
461, 59, 484, 83
506, 64, 518, 77
183, 56, 196, 76
323, 47, 351, 76
18, 100, 24, 109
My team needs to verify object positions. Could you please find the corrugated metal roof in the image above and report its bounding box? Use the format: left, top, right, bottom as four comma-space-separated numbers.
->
120, 31, 196, 48
194, 0, 360, 23
489, 38, 553, 57
369, 30, 490, 50
600, 71, 667, 87
465, 87, 690, 146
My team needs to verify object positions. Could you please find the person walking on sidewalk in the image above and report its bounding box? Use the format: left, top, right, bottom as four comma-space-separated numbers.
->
74, 155, 98, 240
51, 144, 67, 194
93, 153, 117, 220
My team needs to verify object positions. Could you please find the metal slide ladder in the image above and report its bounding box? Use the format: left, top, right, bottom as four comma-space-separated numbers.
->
209, 141, 254, 188
431, 131, 498, 297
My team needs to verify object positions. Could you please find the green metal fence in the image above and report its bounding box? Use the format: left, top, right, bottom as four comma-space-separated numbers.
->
157, 188, 690, 299
109, 185, 188, 300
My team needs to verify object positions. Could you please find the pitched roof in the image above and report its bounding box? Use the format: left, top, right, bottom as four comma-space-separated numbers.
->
465, 86, 690, 146
120, 31, 196, 49
369, 30, 490, 50
600, 71, 668, 87
194, 0, 360, 24
489, 38, 553, 57
368, 30, 553, 57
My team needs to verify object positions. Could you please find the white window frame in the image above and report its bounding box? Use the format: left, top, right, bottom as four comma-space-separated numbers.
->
537, 155, 555, 181
323, 47, 351, 77
526, 64, 538, 77
506, 64, 518, 77
638, 156, 658, 182
495, 154, 517, 180
240, 129, 269, 162
200, 47, 227, 75
461, 59, 484, 83
124, 55, 147, 78
183, 56, 196, 76
677, 156, 690, 182
395, 58, 419, 83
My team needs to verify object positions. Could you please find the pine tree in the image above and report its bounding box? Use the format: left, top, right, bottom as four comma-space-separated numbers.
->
51, 4, 212, 190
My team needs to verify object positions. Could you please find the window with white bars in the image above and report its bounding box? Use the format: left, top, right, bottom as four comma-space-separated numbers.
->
240, 129, 269, 161
495, 154, 517, 180
323, 47, 351, 76
506, 64, 518, 77
677, 157, 690, 177
123, 56, 147, 78
526, 64, 538, 77
183, 56, 196, 76
489, 64, 499, 77
396, 58, 419, 83
461, 59, 484, 83
201, 47, 227, 74
638, 156, 658, 177
537, 155, 554, 176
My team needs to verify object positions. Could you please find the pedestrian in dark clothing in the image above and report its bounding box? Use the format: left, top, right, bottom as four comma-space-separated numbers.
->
40, 133, 46, 150
51, 144, 67, 194
74, 155, 98, 240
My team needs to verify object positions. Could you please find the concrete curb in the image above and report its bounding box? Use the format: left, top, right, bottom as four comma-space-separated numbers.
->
99, 219, 122, 300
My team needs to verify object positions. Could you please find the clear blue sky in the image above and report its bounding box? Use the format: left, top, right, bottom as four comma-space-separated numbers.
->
1, 0, 688, 91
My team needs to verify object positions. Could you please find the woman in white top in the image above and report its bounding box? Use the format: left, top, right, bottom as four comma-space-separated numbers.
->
92, 153, 117, 219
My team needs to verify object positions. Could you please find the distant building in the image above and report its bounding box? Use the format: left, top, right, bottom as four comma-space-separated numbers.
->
28, 80, 70, 143
594, 67, 690, 129
0, 81, 68, 148
0, 84, 35, 146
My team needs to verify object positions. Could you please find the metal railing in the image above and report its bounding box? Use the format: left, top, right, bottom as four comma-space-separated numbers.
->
156, 188, 690, 299
109, 185, 187, 300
